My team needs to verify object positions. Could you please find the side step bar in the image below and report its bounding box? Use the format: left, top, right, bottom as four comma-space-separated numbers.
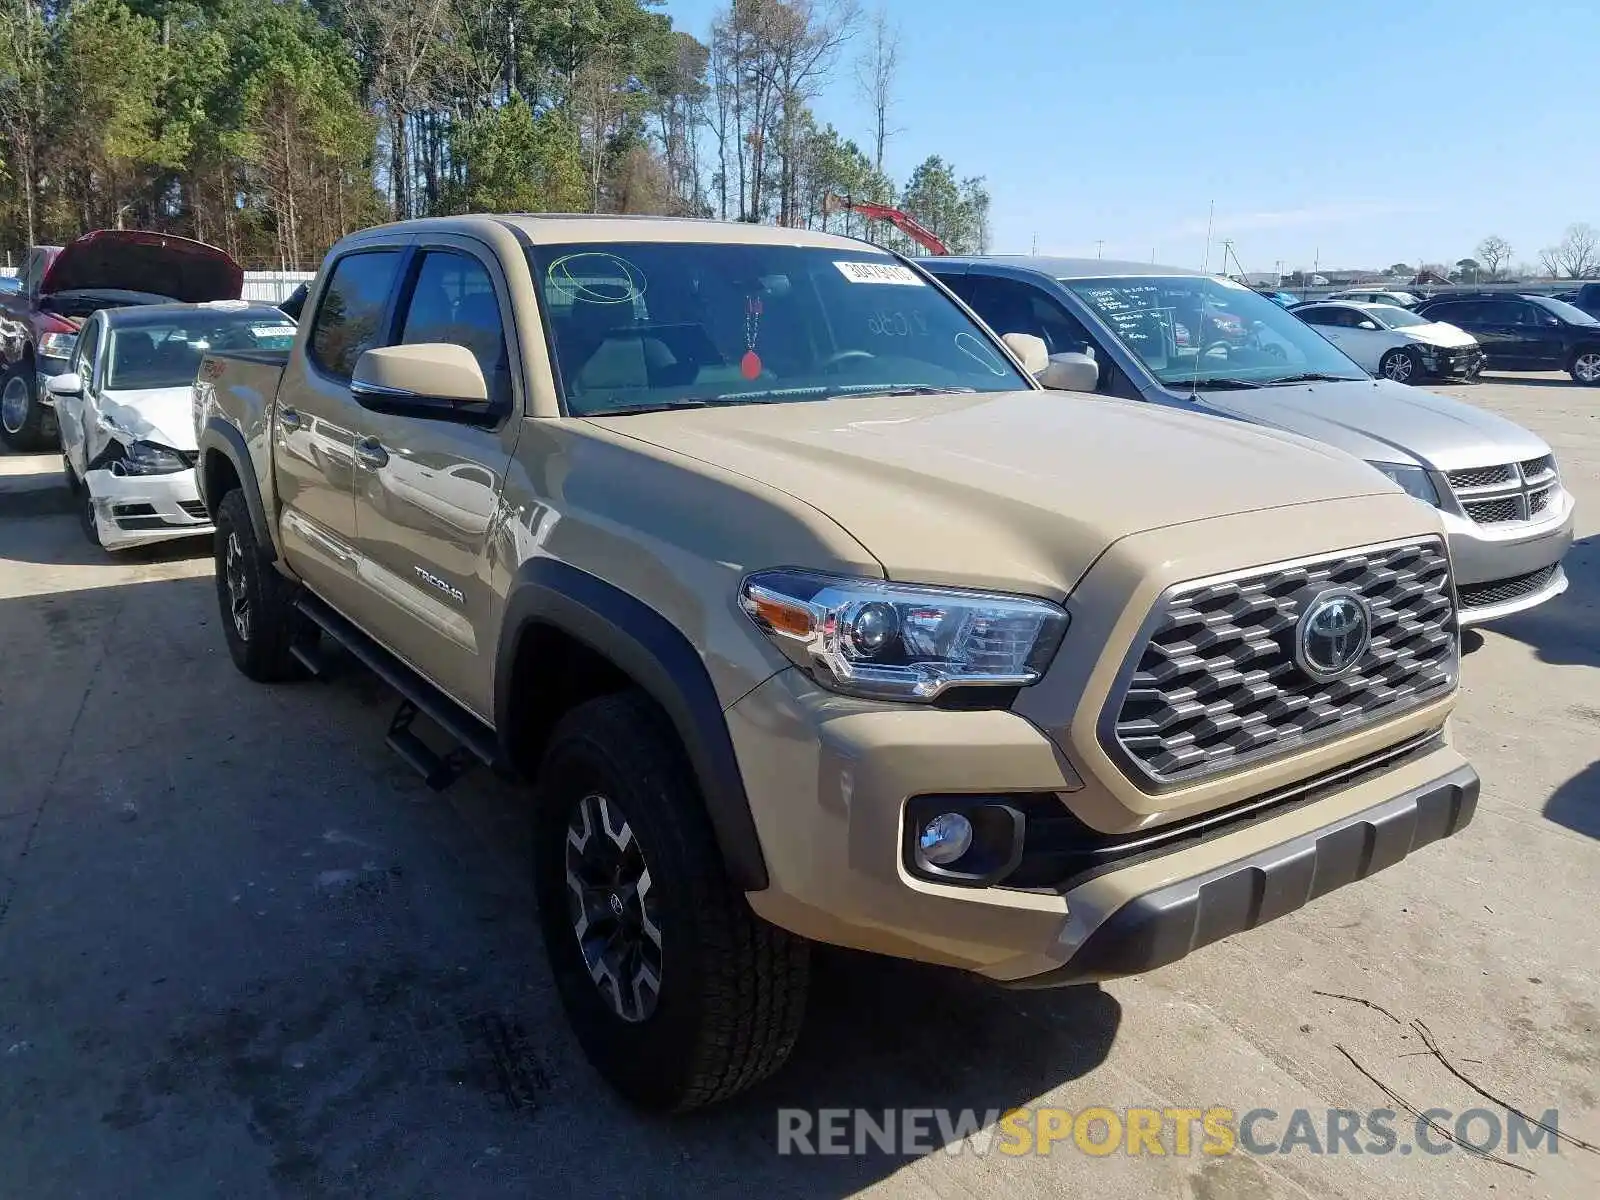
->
293, 593, 500, 790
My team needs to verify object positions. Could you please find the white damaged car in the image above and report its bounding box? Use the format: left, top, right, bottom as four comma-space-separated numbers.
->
52, 301, 297, 551
1289, 300, 1485, 383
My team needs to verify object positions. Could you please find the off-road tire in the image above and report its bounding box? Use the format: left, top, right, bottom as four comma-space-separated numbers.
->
1379, 346, 1420, 384
532, 691, 809, 1112
0, 361, 57, 451
213, 489, 308, 682
1568, 348, 1600, 386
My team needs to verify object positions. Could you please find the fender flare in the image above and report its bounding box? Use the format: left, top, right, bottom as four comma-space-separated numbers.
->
197, 416, 275, 562
496, 559, 769, 892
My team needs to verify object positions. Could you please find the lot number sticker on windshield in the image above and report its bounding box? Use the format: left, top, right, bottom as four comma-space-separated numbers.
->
834, 261, 924, 286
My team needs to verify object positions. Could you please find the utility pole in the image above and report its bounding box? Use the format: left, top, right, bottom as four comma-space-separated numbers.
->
1031, 232, 1038, 255
1095, 239, 1104, 259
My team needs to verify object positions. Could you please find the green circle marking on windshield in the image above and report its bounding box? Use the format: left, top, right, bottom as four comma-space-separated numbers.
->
545, 252, 648, 305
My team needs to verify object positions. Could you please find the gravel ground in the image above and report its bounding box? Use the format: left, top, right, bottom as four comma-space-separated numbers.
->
1, 373, 1595, 1199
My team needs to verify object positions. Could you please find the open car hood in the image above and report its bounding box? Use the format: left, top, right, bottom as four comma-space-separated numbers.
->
38, 231, 243, 303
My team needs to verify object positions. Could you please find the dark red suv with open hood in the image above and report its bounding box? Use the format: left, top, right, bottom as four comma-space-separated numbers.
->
0, 230, 243, 450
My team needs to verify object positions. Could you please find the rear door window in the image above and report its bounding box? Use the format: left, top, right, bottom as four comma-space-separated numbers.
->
308, 251, 403, 380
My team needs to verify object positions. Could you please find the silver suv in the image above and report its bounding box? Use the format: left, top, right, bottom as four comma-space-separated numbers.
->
927, 256, 1575, 625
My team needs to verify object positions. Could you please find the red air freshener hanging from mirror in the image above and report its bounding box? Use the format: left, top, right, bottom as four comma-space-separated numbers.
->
742, 296, 763, 379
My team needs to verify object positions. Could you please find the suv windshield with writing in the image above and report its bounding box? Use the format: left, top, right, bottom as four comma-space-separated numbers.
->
526, 243, 1030, 415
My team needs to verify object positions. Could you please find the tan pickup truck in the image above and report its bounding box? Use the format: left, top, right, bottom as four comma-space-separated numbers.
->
192, 215, 1478, 1112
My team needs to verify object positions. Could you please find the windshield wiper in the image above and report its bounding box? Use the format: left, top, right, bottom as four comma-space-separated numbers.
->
1174, 376, 1267, 390
585, 397, 714, 415
827, 384, 977, 399
1261, 372, 1365, 385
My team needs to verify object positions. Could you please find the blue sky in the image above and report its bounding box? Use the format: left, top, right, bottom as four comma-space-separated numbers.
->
665, 0, 1598, 274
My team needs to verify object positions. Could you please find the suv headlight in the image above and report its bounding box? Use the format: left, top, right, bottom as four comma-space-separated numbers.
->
38, 331, 77, 360
739, 569, 1068, 701
1368, 460, 1440, 507
114, 439, 190, 476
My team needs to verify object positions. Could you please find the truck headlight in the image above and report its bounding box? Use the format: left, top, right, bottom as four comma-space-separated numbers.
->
114, 439, 190, 476
38, 331, 78, 360
739, 569, 1068, 701
1368, 460, 1440, 507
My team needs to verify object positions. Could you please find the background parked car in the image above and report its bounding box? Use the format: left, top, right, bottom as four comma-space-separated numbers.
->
924, 255, 1575, 625
1290, 300, 1485, 382
1414, 291, 1600, 384
1326, 288, 1422, 308
53, 301, 295, 551
1567, 281, 1600, 319
0, 229, 243, 451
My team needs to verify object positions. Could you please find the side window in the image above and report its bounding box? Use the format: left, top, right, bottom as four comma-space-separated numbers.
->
397, 250, 512, 409
308, 250, 403, 380
1028, 293, 1097, 356
1297, 306, 1335, 326
71, 319, 100, 387
1428, 302, 1469, 325
1501, 302, 1536, 327
944, 274, 1048, 341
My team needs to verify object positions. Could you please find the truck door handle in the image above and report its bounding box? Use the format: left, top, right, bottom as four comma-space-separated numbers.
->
278, 406, 301, 432
353, 437, 389, 469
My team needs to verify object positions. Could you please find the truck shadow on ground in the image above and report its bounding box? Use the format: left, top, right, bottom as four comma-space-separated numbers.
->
1478, 534, 1599, 667
1543, 759, 1600, 841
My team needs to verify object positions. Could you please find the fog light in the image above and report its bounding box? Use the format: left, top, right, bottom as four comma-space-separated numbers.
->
918, 812, 973, 866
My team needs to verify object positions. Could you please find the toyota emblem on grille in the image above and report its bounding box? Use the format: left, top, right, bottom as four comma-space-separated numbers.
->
1295, 589, 1372, 680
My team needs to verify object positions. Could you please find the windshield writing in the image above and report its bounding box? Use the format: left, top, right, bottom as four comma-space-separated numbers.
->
1063, 276, 1368, 387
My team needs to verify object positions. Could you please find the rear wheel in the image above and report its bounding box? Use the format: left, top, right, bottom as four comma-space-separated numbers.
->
1379, 346, 1420, 384
532, 691, 809, 1111
213, 489, 309, 682
1569, 349, 1600, 385
0, 362, 56, 451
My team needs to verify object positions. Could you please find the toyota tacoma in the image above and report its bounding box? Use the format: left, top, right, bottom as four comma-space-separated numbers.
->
194, 216, 1478, 1112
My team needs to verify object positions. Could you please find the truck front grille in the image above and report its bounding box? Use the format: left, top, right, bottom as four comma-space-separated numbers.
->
1103, 539, 1457, 789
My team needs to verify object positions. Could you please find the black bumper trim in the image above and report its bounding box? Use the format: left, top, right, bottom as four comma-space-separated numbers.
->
1002, 763, 1479, 989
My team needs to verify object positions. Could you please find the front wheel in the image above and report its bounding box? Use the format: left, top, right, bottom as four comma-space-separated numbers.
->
1569, 349, 1600, 385
532, 691, 809, 1112
1379, 347, 1420, 384
0, 362, 56, 451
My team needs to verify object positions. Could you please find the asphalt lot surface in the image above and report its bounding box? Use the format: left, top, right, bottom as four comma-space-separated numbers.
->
2, 375, 1596, 1199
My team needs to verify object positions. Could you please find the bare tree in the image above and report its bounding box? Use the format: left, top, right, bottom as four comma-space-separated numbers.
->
1475, 235, 1511, 281
757, 0, 858, 226
853, 2, 900, 173
1541, 223, 1600, 279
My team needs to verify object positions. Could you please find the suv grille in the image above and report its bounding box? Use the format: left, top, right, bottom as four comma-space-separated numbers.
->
1464, 497, 1519, 524
1458, 565, 1559, 612
1445, 454, 1561, 526
1446, 464, 1514, 490
1104, 540, 1456, 789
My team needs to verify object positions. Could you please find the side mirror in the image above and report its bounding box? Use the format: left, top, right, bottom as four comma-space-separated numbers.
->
1001, 332, 1049, 375
1358, 321, 1379, 331
352, 344, 490, 415
1036, 352, 1099, 393
45, 372, 82, 398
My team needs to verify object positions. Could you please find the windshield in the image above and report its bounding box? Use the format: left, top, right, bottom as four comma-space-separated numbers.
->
1061, 275, 1368, 387
1531, 295, 1599, 326
106, 311, 298, 389
1369, 305, 1428, 328
526, 242, 1029, 416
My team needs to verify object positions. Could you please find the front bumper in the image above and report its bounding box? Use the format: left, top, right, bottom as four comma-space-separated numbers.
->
85, 467, 213, 551
1439, 498, 1575, 625
728, 665, 1475, 985
1416, 344, 1485, 379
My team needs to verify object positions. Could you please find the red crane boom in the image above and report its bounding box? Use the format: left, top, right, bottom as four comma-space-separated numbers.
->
822, 195, 949, 256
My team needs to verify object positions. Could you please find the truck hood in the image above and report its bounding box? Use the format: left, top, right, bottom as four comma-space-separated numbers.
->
1196, 378, 1550, 472
39, 231, 242, 302
590, 390, 1396, 596
99, 387, 198, 452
